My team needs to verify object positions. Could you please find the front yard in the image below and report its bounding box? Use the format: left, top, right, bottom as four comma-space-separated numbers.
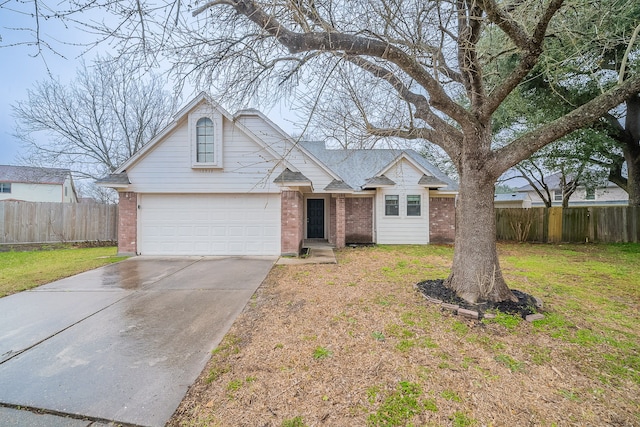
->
0, 245, 126, 297
170, 243, 640, 427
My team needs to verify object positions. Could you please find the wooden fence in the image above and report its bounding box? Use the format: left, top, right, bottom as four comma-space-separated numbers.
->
496, 206, 640, 243
0, 201, 118, 244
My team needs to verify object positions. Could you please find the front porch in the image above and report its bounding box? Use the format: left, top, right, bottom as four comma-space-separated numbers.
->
280, 190, 375, 256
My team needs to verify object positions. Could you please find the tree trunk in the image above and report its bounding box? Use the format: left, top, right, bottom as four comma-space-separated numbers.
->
625, 145, 640, 206
445, 166, 517, 303
624, 95, 640, 206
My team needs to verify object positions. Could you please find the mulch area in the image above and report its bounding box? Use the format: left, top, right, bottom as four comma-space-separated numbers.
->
416, 279, 539, 318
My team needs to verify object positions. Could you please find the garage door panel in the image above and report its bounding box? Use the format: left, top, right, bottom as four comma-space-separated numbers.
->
139, 194, 281, 255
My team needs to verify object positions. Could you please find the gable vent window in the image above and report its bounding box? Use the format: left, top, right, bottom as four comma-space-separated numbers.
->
196, 117, 215, 163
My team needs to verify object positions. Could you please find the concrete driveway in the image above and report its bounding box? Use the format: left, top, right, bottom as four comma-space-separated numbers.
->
0, 256, 276, 427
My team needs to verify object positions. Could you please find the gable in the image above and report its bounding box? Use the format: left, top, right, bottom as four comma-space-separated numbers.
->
119, 97, 335, 194
123, 113, 282, 193
382, 159, 429, 192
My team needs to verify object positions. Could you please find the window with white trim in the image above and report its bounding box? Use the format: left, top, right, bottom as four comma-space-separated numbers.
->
585, 188, 596, 200
553, 190, 562, 201
190, 110, 223, 168
406, 195, 421, 216
385, 195, 399, 216
0, 183, 11, 193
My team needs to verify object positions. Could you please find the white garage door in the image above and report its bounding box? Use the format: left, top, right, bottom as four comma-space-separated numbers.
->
138, 194, 281, 256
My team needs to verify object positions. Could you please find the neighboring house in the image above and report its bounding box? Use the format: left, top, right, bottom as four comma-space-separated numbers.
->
97, 93, 458, 256
0, 165, 78, 203
494, 193, 532, 208
517, 172, 628, 207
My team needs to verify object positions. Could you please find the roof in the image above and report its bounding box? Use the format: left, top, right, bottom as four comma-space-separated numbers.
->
300, 142, 458, 191
324, 179, 354, 192
494, 193, 530, 202
273, 168, 311, 184
517, 172, 618, 192
363, 175, 396, 187
0, 165, 71, 185
95, 172, 131, 187
418, 174, 448, 188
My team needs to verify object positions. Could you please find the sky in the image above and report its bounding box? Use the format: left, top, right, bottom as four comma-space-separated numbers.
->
0, 6, 101, 166
0, 6, 300, 168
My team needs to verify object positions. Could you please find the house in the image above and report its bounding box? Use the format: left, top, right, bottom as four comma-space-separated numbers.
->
517, 172, 628, 207
494, 193, 532, 208
0, 165, 78, 203
97, 94, 458, 256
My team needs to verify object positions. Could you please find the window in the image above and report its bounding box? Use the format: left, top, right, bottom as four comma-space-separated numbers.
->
585, 188, 596, 200
196, 117, 215, 163
407, 195, 421, 216
385, 195, 399, 216
191, 111, 223, 168
0, 183, 11, 193
553, 190, 562, 201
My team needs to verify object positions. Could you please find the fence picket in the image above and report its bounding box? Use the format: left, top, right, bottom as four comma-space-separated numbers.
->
0, 201, 117, 244
496, 206, 639, 243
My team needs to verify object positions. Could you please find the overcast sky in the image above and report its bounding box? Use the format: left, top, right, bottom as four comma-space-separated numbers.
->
0, 6, 104, 166
0, 7, 300, 169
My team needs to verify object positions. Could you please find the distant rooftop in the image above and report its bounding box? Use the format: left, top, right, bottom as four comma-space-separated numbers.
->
0, 165, 71, 185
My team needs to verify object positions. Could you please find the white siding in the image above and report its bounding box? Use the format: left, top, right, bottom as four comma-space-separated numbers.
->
127, 112, 335, 194
235, 115, 336, 191
62, 176, 77, 203
525, 184, 628, 206
138, 193, 280, 256
0, 183, 64, 203
127, 116, 283, 194
375, 159, 430, 244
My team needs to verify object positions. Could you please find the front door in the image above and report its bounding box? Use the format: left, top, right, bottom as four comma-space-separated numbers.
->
307, 199, 325, 238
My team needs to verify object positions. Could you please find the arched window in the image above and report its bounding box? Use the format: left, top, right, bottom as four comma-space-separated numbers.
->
196, 117, 215, 163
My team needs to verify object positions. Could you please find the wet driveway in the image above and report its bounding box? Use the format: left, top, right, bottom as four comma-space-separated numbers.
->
0, 256, 276, 427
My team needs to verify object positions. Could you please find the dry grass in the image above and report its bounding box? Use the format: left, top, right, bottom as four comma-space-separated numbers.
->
169, 243, 640, 427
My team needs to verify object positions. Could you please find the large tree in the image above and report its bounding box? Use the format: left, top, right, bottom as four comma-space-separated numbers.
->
491, 0, 640, 205
12, 55, 177, 181
6, 0, 640, 303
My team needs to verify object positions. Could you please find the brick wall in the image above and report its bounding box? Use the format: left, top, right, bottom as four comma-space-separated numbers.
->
335, 195, 346, 248
118, 192, 138, 255
429, 196, 455, 243
329, 197, 336, 244
281, 190, 304, 255
345, 197, 373, 243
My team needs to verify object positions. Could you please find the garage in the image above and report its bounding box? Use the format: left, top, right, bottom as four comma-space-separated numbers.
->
137, 193, 281, 256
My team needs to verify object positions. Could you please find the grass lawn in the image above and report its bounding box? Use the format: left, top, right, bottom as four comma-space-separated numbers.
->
170, 243, 640, 427
0, 246, 127, 297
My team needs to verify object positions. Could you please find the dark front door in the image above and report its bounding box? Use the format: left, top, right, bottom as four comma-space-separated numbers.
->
307, 199, 325, 238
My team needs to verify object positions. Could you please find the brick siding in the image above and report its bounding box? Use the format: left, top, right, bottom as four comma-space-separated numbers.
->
329, 197, 336, 244
281, 190, 304, 255
118, 192, 138, 255
429, 196, 455, 243
335, 195, 346, 248
345, 197, 373, 243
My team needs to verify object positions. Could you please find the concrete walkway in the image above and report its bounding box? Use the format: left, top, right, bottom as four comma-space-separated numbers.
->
0, 256, 275, 427
276, 240, 337, 265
